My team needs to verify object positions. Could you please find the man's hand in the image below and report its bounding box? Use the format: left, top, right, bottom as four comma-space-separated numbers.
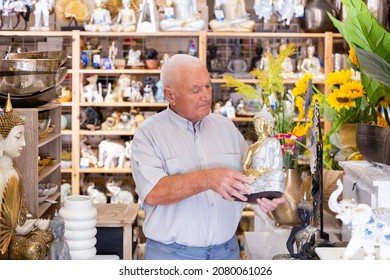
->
256, 195, 286, 213
206, 168, 252, 202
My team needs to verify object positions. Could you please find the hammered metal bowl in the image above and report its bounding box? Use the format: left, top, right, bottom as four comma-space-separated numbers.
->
7, 51, 68, 66
0, 58, 61, 71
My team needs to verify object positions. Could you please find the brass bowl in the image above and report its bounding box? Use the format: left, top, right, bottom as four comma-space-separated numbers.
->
0, 67, 67, 96
0, 58, 61, 71
7, 51, 68, 66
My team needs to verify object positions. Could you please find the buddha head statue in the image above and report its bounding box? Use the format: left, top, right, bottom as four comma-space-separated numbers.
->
0, 95, 25, 158
253, 105, 274, 137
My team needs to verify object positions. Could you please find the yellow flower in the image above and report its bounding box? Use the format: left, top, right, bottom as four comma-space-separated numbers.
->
325, 69, 353, 87
295, 95, 305, 119
377, 115, 389, 127
292, 73, 314, 97
339, 81, 365, 99
327, 89, 356, 111
292, 122, 311, 137
349, 46, 358, 66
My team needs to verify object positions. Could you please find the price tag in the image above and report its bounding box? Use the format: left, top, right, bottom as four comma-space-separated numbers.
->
268, 93, 277, 109
215, 10, 225, 21
164, 7, 174, 19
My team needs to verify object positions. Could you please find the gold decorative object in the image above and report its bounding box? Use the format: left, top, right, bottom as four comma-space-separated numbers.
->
55, 0, 89, 25
6, 51, 68, 66
0, 94, 25, 139
104, 0, 140, 20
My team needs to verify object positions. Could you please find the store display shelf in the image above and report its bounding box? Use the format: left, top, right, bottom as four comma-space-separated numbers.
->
212, 78, 325, 84
38, 134, 61, 148
79, 167, 132, 173
61, 130, 73, 135
79, 130, 134, 136
38, 192, 60, 218
61, 168, 72, 173
60, 102, 73, 107
39, 163, 61, 182
207, 32, 328, 39
79, 31, 203, 37
79, 69, 161, 75
79, 102, 168, 107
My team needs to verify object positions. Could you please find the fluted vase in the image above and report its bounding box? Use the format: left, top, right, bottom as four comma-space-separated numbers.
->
59, 195, 97, 260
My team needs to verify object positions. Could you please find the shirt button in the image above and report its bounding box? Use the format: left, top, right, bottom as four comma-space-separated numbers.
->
211, 203, 214, 207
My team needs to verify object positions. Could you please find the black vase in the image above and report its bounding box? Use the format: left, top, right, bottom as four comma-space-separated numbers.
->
356, 124, 390, 165
300, 0, 339, 32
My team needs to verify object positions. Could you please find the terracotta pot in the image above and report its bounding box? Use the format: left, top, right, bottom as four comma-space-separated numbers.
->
267, 169, 301, 228
356, 124, 390, 165
144, 59, 159, 69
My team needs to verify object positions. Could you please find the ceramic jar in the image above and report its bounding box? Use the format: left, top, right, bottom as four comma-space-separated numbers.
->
59, 195, 97, 260
299, 0, 338, 32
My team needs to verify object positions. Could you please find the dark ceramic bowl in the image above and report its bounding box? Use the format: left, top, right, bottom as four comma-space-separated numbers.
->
0, 86, 62, 108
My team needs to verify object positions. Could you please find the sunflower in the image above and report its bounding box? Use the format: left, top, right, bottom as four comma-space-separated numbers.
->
292, 73, 314, 97
325, 69, 353, 87
339, 81, 365, 99
348, 46, 358, 67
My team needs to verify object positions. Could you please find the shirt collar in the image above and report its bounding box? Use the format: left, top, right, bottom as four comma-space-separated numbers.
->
166, 106, 210, 134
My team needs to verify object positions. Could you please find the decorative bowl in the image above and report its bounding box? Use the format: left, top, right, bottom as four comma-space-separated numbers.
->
7, 50, 68, 66
0, 58, 61, 71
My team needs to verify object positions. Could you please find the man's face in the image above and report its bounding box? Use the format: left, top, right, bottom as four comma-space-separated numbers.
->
166, 66, 212, 124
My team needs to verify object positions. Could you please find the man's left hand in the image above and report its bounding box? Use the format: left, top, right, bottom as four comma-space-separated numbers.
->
256, 195, 286, 213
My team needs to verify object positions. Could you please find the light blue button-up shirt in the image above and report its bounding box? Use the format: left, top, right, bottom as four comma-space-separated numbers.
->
131, 107, 249, 247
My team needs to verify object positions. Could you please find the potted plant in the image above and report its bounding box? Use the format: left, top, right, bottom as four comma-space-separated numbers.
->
144, 48, 159, 69
327, 0, 390, 164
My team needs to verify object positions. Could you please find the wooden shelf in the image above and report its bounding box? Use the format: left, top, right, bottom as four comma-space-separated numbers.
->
79, 102, 168, 107
79, 168, 132, 173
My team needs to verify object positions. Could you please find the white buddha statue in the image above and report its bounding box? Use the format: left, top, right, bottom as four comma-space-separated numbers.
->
0, 95, 52, 260
84, 0, 112, 32
110, 0, 137, 32
300, 45, 324, 79
159, 0, 205, 31
209, 0, 255, 32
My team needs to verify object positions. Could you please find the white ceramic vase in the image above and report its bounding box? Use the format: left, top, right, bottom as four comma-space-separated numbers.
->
59, 195, 97, 260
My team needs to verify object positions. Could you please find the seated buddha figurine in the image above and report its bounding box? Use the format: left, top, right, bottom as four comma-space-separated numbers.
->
300, 45, 324, 79
242, 105, 285, 196
110, 0, 137, 32
84, 0, 112, 32
209, 0, 255, 32
279, 39, 296, 79
0, 95, 53, 260
159, 0, 205, 31
224, 43, 252, 79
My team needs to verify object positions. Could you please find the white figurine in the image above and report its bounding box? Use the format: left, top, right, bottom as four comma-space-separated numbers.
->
329, 179, 390, 260
98, 139, 126, 169
84, 0, 112, 32
253, 0, 273, 23
112, 74, 131, 102
110, 0, 136, 32
300, 45, 324, 78
106, 180, 134, 204
129, 80, 143, 102
108, 41, 118, 69
159, 0, 205, 31
30, 0, 54, 31
127, 49, 144, 68
87, 183, 107, 203
209, 0, 255, 32
136, 0, 159, 32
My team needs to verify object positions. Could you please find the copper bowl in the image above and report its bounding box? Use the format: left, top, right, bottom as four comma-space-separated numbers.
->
7, 51, 68, 66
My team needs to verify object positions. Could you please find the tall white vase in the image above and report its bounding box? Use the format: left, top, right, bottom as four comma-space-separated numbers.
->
59, 195, 97, 260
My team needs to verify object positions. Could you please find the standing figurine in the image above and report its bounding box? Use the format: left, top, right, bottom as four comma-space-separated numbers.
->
49, 212, 72, 260
30, 0, 54, 31
108, 41, 118, 69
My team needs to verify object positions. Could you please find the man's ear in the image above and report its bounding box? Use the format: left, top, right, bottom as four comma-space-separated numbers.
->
164, 88, 175, 106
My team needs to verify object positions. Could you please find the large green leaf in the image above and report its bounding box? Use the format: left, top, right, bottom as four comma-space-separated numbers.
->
329, 0, 390, 64
355, 48, 390, 87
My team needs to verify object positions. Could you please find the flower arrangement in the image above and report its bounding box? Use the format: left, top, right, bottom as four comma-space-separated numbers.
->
223, 43, 309, 169
328, 0, 390, 127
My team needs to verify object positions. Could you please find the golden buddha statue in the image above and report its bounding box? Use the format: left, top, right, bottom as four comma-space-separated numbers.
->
242, 105, 285, 195
0, 95, 53, 260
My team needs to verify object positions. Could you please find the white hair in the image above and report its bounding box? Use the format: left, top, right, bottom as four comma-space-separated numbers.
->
160, 54, 204, 89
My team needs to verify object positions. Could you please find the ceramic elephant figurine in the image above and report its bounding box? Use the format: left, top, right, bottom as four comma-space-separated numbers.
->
97, 139, 126, 169
328, 179, 390, 259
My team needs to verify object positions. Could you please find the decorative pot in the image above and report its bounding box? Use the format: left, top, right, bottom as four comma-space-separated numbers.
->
59, 195, 97, 260
144, 59, 159, 69
356, 124, 390, 165
267, 168, 302, 227
299, 0, 338, 33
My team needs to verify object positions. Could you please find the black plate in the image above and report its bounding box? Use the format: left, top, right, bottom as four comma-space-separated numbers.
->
234, 191, 283, 203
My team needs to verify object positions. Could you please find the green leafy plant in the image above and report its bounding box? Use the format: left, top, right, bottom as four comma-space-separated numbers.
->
327, 0, 390, 125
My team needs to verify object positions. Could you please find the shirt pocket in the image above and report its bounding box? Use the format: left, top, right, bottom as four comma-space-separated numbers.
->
218, 153, 243, 171
165, 156, 196, 175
